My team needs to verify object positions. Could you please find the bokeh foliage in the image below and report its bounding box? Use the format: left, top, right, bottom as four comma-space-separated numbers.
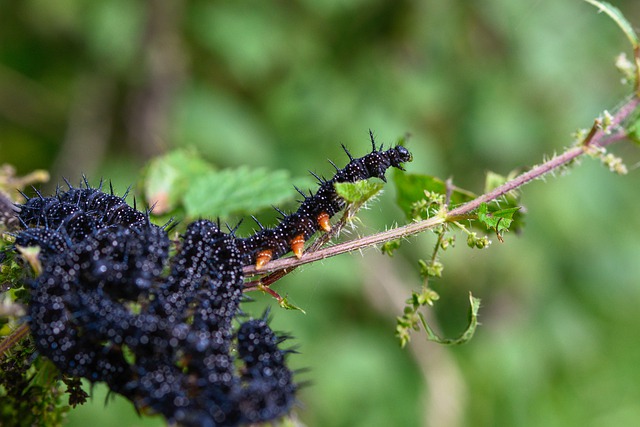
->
2, 1, 640, 426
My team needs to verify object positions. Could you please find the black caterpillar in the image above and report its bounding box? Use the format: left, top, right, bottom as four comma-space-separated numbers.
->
12, 134, 412, 426
238, 136, 411, 268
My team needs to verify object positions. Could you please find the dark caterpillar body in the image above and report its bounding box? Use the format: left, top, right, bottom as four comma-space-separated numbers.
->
13, 134, 412, 426
20, 210, 289, 426
237, 133, 412, 268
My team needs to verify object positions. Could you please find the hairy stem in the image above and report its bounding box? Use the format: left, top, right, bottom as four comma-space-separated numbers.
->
243, 95, 640, 277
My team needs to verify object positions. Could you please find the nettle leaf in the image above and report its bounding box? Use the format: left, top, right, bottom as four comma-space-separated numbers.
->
334, 180, 384, 204
584, 0, 639, 48
143, 149, 215, 215
481, 170, 525, 233
184, 167, 296, 218
419, 293, 481, 345
477, 203, 520, 233
278, 295, 306, 314
394, 171, 475, 220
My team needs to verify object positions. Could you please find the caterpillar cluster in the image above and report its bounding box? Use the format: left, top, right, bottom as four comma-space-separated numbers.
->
13, 135, 412, 426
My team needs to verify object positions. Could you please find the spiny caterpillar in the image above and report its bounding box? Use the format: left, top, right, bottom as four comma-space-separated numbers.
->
12, 133, 412, 426
237, 134, 411, 269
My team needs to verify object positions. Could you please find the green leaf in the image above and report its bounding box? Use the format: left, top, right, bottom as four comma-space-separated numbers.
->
419, 293, 481, 345
143, 149, 215, 215
478, 171, 525, 233
278, 295, 307, 314
477, 203, 521, 232
394, 171, 475, 220
184, 166, 296, 218
334, 180, 384, 205
584, 0, 639, 48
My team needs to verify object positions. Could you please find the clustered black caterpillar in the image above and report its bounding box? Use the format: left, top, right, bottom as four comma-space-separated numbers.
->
13, 135, 412, 426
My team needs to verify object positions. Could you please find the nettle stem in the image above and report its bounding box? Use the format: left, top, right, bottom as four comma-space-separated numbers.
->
243, 95, 640, 278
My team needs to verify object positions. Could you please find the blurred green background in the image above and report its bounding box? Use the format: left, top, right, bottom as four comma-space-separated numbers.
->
3, 1, 640, 426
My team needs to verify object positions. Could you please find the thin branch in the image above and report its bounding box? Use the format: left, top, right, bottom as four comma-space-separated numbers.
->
243, 95, 640, 278
0, 323, 29, 358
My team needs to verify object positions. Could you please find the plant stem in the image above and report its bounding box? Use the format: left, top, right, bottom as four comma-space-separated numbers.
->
243, 95, 640, 277
0, 323, 29, 358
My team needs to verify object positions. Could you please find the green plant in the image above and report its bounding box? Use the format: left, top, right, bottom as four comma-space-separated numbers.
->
2, 1, 640, 426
